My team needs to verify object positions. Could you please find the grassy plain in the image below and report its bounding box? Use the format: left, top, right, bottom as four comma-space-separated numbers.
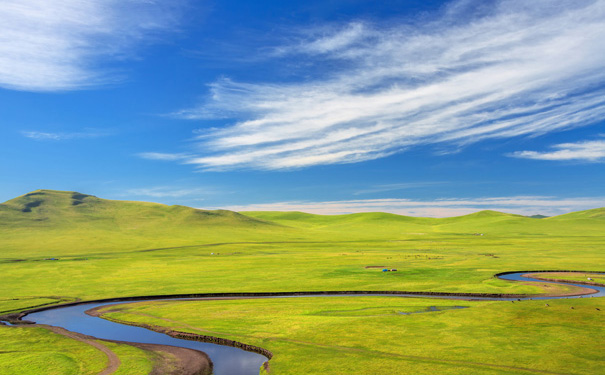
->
0, 190, 604, 374
0, 326, 107, 375
527, 272, 605, 285
96, 296, 605, 375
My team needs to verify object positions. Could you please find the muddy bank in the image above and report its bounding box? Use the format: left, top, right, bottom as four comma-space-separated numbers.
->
6, 323, 213, 375
523, 273, 605, 288
41, 325, 121, 375
87, 305, 273, 361
2, 270, 604, 375
122, 341, 212, 375
494, 270, 604, 278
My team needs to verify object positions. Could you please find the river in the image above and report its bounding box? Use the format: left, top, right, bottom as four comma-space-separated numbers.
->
13, 271, 605, 375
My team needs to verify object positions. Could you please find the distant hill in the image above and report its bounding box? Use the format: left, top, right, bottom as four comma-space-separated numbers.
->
0, 190, 282, 257
1, 190, 603, 257
0, 189, 270, 229
243, 207, 605, 237
547, 207, 605, 220
243, 211, 432, 229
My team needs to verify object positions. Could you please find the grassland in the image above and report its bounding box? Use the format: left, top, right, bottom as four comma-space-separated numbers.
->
0, 326, 109, 375
95, 296, 605, 375
526, 272, 605, 286
0, 190, 604, 374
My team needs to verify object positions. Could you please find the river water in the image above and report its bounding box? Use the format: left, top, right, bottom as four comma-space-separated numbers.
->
18, 272, 605, 375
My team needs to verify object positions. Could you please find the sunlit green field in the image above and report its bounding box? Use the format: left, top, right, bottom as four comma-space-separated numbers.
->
96, 296, 605, 375
1, 190, 604, 374
528, 272, 605, 285
0, 326, 155, 375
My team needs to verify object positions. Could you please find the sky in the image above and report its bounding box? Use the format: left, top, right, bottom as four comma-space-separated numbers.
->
1, 0, 604, 217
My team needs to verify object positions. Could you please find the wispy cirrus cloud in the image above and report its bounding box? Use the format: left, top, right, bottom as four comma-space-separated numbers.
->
0, 0, 181, 92
168, 0, 605, 171
353, 182, 446, 196
220, 196, 605, 218
126, 186, 210, 199
137, 152, 191, 161
22, 129, 110, 141
511, 140, 605, 162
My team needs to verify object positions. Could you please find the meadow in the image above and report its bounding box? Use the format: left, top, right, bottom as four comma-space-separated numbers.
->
1, 190, 604, 374
95, 295, 605, 375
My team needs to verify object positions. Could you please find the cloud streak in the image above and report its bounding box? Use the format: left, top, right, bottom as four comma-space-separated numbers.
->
0, 0, 181, 91
511, 140, 605, 162
353, 182, 446, 196
138, 152, 191, 161
126, 186, 210, 199
171, 0, 605, 170
22, 129, 110, 140
218, 196, 605, 218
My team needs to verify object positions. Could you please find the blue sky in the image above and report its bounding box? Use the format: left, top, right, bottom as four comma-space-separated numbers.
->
1, 0, 604, 217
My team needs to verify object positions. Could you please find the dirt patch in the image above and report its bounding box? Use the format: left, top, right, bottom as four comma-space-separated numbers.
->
85, 306, 273, 359
87, 305, 273, 360
36, 324, 211, 375
523, 273, 605, 288
122, 342, 212, 375
364, 266, 387, 269
41, 325, 120, 375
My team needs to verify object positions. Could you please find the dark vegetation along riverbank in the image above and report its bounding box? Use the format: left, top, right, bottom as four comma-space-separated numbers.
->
1, 190, 604, 375
87, 304, 274, 364
4, 271, 599, 325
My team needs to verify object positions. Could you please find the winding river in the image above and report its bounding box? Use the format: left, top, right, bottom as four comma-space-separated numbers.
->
11, 272, 605, 375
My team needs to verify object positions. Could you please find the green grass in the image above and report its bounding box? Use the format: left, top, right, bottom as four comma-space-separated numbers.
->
0, 297, 73, 314
95, 296, 605, 375
100, 342, 155, 375
0, 326, 107, 375
0, 326, 167, 375
528, 272, 605, 285
0, 189, 604, 374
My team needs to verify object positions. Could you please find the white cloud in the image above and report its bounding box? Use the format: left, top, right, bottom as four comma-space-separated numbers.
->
138, 152, 191, 161
353, 182, 446, 196
0, 0, 181, 91
127, 186, 209, 199
172, 0, 605, 170
218, 196, 605, 217
511, 140, 605, 161
22, 129, 109, 140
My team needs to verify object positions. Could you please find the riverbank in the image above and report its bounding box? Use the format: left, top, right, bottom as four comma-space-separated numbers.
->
523, 272, 605, 288
91, 293, 605, 375
17, 324, 213, 375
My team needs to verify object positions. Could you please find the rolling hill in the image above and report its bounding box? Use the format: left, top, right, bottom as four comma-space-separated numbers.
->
0, 190, 284, 257
1, 189, 604, 258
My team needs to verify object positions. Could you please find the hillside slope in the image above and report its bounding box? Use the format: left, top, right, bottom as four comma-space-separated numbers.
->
0, 190, 284, 257
243, 208, 605, 237
2, 190, 604, 257
0, 190, 270, 229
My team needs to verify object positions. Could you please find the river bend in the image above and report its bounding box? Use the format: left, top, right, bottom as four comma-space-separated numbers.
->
15, 271, 605, 375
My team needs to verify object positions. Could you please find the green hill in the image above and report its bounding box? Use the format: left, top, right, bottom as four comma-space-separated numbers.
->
2, 190, 604, 258
0, 189, 271, 229
547, 207, 605, 220
0, 190, 283, 257
243, 207, 605, 237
